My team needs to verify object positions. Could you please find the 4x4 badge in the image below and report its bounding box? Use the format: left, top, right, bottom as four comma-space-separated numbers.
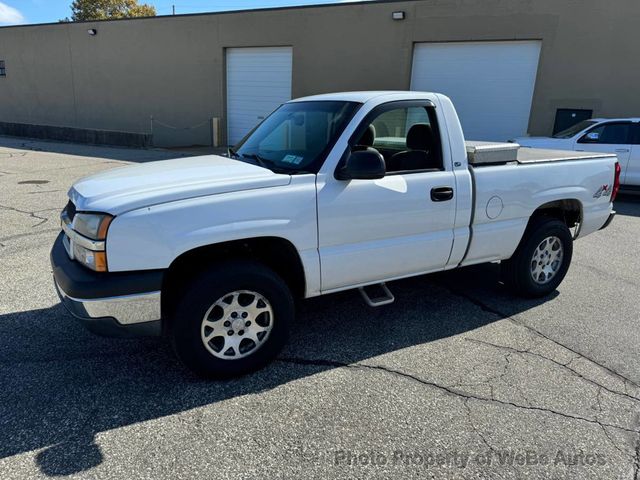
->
593, 184, 611, 198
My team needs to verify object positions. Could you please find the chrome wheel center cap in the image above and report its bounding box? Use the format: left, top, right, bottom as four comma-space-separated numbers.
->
530, 235, 564, 285
231, 316, 246, 332
201, 290, 274, 360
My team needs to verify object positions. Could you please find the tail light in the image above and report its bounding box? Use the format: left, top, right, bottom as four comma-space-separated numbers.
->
611, 161, 621, 202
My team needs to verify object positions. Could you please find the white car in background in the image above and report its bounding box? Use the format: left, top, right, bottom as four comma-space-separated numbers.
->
512, 118, 640, 187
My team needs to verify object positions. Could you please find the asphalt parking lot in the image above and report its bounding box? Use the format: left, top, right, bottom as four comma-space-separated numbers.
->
1, 136, 639, 480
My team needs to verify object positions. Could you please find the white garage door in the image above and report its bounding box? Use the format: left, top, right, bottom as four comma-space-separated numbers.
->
226, 47, 293, 145
410, 41, 541, 141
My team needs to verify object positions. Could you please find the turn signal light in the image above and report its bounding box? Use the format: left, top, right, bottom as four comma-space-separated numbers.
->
94, 252, 108, 272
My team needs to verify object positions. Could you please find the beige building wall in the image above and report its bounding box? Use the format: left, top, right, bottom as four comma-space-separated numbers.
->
0, 0, 638, 146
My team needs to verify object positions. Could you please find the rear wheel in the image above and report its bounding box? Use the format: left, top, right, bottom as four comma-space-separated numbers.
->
171, 260, 293, 378
501, 217, 573, 298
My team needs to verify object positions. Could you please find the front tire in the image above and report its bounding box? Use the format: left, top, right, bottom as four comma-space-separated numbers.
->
171, 260, 293, 378
501, 217, 573, 298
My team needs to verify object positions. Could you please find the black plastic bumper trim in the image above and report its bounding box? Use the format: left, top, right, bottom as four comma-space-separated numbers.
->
50, 232, 165, 299
600, 211, 616, 231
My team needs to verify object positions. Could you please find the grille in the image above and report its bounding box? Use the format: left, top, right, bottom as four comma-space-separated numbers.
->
65, 200, 76, 221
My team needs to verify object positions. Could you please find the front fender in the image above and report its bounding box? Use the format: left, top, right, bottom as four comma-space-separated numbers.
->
105, 177, 318, 273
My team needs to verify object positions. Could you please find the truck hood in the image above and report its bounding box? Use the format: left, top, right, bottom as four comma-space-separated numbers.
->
69, 155, 291, 214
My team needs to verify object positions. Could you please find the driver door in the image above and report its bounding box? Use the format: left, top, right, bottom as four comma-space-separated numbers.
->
575, 122, 632, 183
316, 102, 457, 292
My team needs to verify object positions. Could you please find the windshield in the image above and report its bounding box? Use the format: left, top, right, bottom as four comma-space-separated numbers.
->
232, 101, 360, 174
552, 120, 597, 139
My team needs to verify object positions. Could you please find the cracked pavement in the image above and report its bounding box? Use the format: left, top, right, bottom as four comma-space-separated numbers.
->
0, 136, 639, 479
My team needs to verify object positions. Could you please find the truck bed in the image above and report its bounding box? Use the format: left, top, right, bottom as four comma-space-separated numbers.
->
516, 147, 616, 164
465, 141, 616, 166
463, 141, 615, 268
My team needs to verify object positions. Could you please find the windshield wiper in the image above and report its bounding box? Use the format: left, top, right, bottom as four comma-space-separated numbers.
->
227, 147, 239, 159
239, 152, 311, 175
240, 152, 275, 170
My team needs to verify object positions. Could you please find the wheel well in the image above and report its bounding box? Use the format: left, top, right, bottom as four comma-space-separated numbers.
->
161, 237, 306, 321
530, 199, 582, 229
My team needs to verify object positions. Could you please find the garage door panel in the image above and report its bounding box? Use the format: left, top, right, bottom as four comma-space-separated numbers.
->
227, 47, 292, 145
410, 41, 541, 141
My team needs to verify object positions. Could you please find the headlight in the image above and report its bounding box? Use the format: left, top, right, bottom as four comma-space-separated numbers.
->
74, 213, 113, 241
60, 208, 113, 272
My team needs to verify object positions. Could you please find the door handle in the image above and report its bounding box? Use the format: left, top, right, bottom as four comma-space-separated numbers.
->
615, 148, 630, 153
431, 186, 454, 202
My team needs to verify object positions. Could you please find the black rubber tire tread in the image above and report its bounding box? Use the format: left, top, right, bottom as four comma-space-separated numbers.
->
171, 260, 293, 378
501, 216, 573, 298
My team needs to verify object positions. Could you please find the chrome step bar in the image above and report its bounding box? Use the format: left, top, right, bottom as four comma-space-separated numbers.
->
359, 283, 395, 307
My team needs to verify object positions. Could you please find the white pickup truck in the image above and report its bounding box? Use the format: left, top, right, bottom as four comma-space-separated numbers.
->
51, 91, 619, 377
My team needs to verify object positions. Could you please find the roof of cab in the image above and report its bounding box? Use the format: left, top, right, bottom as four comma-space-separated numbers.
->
289, 91, 436, 104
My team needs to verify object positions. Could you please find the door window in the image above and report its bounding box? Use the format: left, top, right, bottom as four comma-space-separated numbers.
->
578, 122, 632, 144
632, 124, 640, 145
353, 105, 443, 173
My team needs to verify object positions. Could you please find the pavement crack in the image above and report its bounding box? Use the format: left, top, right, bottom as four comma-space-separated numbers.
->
501, 352, 533, 407
464, 398, 497, 453
519, 321, 640, 390
442, 285, 640, 392
449, 353, 510, 400
466, 337, 640, 403
0, 227, 60, 243
595, 387, 638, 461
0, 203, 50, 228
276, 356, 640, 434
574, 259, 640, 289
599, 423, 636, 462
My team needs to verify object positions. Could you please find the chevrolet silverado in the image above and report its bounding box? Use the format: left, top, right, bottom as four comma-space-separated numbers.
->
51, 91, 619, 377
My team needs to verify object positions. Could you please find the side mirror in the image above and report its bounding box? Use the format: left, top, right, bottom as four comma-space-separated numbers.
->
336, 148, 386, 180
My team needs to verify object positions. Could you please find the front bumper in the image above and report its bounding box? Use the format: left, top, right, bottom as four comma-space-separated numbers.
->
51, 232, 164, 337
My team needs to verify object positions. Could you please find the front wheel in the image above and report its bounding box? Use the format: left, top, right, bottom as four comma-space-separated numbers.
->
501, 217, 573, 298
171, 260, 293, 378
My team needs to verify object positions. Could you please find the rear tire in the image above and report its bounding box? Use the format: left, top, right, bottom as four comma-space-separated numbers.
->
171, 260, 293, 378
501, 216, 573, 298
